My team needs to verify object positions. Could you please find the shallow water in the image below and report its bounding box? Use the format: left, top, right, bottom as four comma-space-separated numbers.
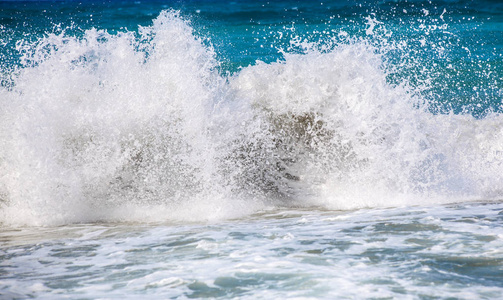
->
1, 202, 503, 299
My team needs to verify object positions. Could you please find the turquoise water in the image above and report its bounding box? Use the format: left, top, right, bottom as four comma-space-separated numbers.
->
1, 0, 503, 298
2, 0, 502, 114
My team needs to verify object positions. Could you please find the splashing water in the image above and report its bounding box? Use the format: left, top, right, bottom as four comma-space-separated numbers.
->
0, 10, 502, 227
1, 3, 503, 299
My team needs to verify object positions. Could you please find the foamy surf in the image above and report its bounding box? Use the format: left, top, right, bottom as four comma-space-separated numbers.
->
0, 10, 502, 227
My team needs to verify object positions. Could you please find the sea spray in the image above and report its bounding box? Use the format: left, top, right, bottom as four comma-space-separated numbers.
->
229, 43, 503, 209
0, 10, 502, 226
0, 11, 244, 225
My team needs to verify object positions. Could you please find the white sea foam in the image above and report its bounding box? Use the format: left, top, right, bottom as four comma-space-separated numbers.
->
0, 11, 502, 226
1, 203, 502, 299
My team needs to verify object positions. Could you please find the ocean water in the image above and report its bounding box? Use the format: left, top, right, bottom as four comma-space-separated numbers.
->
0, 0, 502, 298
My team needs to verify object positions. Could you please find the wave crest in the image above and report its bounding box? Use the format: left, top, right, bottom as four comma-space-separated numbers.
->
1, 11, 502, 226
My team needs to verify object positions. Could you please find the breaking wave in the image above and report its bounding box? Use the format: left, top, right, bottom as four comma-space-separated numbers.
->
1, 11, 502, 226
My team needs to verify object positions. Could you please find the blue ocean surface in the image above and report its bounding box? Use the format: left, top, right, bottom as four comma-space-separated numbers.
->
0, 0, 503, 298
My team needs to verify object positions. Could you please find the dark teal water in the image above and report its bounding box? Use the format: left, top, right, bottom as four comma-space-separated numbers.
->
1, 0, 502, 116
